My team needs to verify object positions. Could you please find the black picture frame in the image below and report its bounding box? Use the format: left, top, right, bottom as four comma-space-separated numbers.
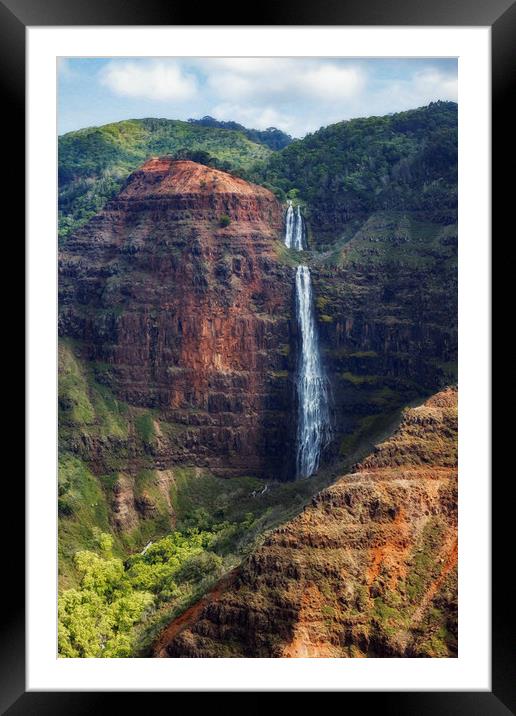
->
5, 0, 508, 709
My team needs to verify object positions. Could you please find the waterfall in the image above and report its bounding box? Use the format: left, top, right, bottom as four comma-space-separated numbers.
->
285, 201, 295, 249
284, 202, 330, 477
284, 201, 306, 250
293, 206, 306, 250
294, 266, 331, 478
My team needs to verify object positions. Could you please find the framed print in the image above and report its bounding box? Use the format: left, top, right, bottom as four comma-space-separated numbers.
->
5, 0, 510, 708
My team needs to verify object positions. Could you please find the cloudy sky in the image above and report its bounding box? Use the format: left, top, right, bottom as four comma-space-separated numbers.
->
58, 57, 457, 138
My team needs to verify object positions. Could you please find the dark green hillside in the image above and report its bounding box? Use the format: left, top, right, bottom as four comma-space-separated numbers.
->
255, 101, 457, 246
58, 118, 272, 240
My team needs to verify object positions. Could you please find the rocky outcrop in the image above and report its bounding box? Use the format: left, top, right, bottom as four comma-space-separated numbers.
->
154, 387, 458, 658
111, 473, 140, 532
59, 160, 295, 479
111, 469, 176, 532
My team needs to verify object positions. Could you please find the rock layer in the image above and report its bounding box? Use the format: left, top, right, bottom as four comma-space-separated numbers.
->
59, 159, 295, 478
155, 387, 458, 658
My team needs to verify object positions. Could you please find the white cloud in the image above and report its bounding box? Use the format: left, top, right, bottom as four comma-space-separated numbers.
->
210, 103, 295, 132
366, 68, 458, 116
199, 59, 366, 135
302, 64, 365, 99
201, 58, 365, 103
100, 60, 198, 101
206, 71, 255, 101
413, 68, 458, 101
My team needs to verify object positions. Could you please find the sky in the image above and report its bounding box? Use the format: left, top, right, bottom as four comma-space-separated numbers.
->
58, 57, 457, 138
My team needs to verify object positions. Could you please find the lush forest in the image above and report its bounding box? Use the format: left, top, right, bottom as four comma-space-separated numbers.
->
252, 101, 457, 225
58, 342, 335, 657
59, 521, 250, 657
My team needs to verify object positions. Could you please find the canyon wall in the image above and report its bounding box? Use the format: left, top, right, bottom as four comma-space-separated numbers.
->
59, 159, 295, 479
155, 387, 458, 658
311, 211, 457, 464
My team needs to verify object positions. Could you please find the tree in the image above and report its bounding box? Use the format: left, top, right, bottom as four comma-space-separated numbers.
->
58, 533, 153, 658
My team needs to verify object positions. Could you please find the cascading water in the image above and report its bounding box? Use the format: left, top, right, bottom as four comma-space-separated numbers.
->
285, 201, 295, 249
284, 201, 307, 250
284, 204, 331, 478
294, 266, 331, 477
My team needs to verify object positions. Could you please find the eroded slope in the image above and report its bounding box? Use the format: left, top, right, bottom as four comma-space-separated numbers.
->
155, 387, 458, 658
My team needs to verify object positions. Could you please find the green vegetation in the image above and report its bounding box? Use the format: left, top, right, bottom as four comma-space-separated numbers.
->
339, 414, 387, 457
168, 467, 337, 536
369, 517, 457, 656
58, 344, 95, 425
187, 116, 293, 150
134, 413, 156, 445
405, 518, 448, 603
59, 532, 153, 657
58, 454, 113, 588
218, 214, 231, 227
59, 528, 225, 657
273, 240, 306, 267
58, 462, 353, 657
339, 212, 457, 271
58, 484, 259, 656
372, 595, 406, 638
59, 341, 129, 441
410, 568, 458, 657
340, 372, 380, 386
59, 338, 377, 651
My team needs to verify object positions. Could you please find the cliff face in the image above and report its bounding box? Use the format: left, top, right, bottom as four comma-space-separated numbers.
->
59, 159, 295, 478
155, 387, 457, 658
311, 211, 457, 463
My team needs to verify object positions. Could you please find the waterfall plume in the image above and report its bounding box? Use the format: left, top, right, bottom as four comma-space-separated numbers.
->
294, 265, 331, 478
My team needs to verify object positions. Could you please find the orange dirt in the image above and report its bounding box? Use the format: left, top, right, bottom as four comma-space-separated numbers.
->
153, 571, 237, 658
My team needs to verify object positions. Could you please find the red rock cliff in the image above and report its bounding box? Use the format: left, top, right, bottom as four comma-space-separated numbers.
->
59, 159, 295, 478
